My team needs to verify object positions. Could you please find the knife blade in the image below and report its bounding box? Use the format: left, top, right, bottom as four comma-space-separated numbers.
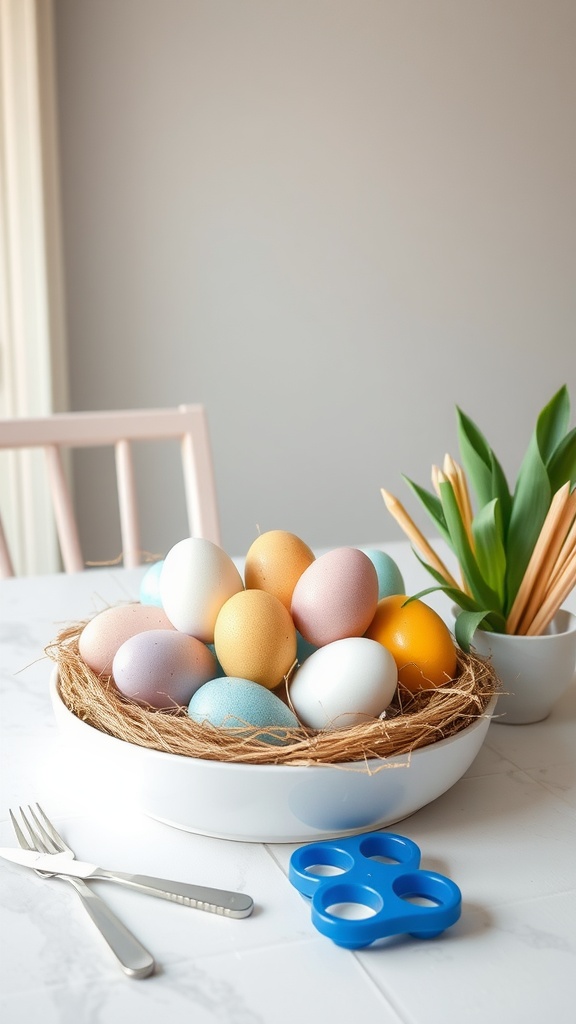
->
0, 847, 254, 918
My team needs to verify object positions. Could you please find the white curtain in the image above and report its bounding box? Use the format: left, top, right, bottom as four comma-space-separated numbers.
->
0, 0, 68, 574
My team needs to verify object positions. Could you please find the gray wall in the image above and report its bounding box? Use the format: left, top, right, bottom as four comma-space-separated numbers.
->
53, 0, 576, 564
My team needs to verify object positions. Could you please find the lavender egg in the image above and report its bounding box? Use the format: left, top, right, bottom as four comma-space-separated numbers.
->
112, 629, 217, 709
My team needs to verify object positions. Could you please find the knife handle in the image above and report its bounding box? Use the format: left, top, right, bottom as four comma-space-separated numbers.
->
93, 870, 254, 918
60, 876, 155, 978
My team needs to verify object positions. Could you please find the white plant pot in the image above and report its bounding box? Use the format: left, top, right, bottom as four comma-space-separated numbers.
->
468, 609, 576, 725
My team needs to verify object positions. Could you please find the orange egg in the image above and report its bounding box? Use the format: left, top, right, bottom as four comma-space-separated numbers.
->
214, 589, 297, 690
365, 594, 457, 693
244, 530, 315, 610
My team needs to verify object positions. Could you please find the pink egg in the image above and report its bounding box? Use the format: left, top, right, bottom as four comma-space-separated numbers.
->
79, 603, 176, 676
290, 547, 379, 647
112, 629, 217, 709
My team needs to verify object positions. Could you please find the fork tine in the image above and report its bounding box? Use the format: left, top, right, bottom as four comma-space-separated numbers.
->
27, 805, 61, 853
32, 804, 73, 854
17, 805, 52, 854
9, 809, 32, 851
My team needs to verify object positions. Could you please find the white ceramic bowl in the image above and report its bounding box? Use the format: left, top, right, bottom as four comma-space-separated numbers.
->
50, 669, 495, 843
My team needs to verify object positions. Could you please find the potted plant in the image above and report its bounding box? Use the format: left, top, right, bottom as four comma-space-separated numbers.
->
382, 385, 576, 723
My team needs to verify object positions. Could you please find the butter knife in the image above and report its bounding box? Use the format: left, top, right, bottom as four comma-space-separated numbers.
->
0, 847, 254, 918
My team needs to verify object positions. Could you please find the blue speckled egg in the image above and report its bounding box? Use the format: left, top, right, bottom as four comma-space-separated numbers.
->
188, 677, 301, 745
139, 560, 165, 606
359, 548, 405, 600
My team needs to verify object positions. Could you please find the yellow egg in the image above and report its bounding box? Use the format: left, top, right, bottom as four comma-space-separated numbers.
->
244, 530, 315, 610
214, 589, 298, 690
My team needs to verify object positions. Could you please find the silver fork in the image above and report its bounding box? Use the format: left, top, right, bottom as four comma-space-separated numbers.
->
10, 804, 155, 979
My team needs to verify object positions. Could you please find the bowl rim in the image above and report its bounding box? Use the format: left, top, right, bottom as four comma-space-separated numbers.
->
49, 666, 497, 774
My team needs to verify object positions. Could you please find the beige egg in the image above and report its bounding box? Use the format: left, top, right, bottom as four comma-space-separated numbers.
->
79, 603, 175, 676
214, 589, 297, 690
244, 530, 315, 610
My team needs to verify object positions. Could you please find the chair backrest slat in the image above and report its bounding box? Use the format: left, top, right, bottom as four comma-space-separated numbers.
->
180, 407, 220, 546
114, 439, 141, 569
0, 404, 220, 577
0, 516, 15, 578
44, 444, 85, 573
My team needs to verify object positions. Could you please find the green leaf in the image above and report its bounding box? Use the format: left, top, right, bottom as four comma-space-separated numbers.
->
454, 609, 498, 652
456, 407, 494, 509
547, 426, 576, 491
404, 590, 506, 651
438, 479, 502, 612
472, 498, 506, 605
403, 582, 481, 613
402, 476, 451, 545
535, 384, 570, 463
505, 429, 552, 612
412, 553, 455, 589
488, 451, 513, 535
505, 387, 572, 608
409, 552, 483, 612
456, 406, 512, 532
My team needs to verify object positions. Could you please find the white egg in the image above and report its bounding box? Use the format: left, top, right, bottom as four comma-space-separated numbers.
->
160, 538, 244, 643
288, 636, 398, 730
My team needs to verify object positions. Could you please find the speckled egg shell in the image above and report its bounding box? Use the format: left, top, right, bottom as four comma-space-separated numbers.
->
188, 676, 300, 745
244, 529, 315, 610
290, 547, 379, 647
358, 548, 405, 600
214, 589, 297, 690
112, 629, 217, 709
79, 603, 176, 677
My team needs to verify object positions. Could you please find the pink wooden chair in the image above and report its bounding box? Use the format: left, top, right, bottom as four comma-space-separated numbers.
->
0, 404, 221, 577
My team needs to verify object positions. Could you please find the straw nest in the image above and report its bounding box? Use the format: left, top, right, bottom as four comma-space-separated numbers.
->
47, 621, 500, 768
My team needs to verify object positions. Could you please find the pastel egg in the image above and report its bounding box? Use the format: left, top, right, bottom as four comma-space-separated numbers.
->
358, 548, 405, 600
288, 636, 398, 730
296, 631, 317, 665
207, 644, 226, 678
244, 529, 315, 609
188, 677, 300, 745
112, 630, 217, 709
290, 547, 379, 647
139, 560, 164, 606
160, 537, 244, 643
214, 589, 297, 690
79, 603, 176, 676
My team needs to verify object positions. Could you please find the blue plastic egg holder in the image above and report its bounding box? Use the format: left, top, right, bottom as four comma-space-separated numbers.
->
288, 831, 462, 949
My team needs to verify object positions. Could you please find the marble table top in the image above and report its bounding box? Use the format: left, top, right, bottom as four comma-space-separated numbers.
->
1, 540, 575, 1024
